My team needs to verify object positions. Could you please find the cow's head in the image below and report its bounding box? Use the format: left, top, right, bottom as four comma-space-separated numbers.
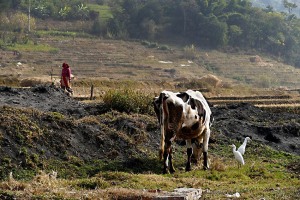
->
182, 104, 199, 128
153, 96, 160, 123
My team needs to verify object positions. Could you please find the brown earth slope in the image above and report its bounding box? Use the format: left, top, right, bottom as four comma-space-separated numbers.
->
0, 85, 299, 171
1, 36, 300, 89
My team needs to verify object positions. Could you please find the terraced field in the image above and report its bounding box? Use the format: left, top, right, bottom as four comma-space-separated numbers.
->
209, 94, 300, 106
202, 50, 300, 89
1, 35, 300, 90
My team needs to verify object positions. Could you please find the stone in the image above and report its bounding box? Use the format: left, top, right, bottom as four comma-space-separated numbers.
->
155, 188, 202, 200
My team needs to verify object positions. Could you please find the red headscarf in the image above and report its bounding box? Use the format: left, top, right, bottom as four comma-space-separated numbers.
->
62, 63, 68, 68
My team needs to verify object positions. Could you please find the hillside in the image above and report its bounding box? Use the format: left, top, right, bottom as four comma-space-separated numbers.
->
1, 35, 300, 92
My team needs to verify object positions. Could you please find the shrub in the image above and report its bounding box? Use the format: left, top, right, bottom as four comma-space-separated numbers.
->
103, 89, 153, 114
158, 45, 171, 51
183, 44, 198, 59
91, 18, 102, 36
140, 40, 159, 48
176, 78, 211, 90
76, 178, 109, 189
0, 12, 36, 32
20, 78, 44, 87
141, 40, 151, 46
256, 75, 273, 88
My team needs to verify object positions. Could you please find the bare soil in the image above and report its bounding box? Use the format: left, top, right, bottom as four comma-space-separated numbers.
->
0, 85, 299, 171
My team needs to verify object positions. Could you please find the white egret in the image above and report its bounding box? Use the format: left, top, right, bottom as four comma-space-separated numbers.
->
231, 144, 244, 168
237, 137, 251, 155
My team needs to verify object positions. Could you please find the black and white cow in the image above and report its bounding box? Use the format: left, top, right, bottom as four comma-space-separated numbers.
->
153, 90, 213, 174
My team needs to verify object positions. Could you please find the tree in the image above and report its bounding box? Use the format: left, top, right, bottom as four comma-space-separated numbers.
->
179, 0, 199, 36
0, 0, 12, 12
135, 0, 163, 39
228, 25, 243, 46
283, 0, 297, 14
198, 14, 228, 47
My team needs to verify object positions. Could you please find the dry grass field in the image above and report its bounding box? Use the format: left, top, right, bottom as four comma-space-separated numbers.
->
3, 34, 300, 106
1, 34, 300, 88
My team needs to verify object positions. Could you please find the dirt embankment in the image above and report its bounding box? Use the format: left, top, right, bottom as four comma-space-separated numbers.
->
0, 85, 299, 168
0, 85, 160, 170
211, 103, 300, 155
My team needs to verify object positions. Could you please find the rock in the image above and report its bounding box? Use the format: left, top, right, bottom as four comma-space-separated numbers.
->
155, 188, 202, 200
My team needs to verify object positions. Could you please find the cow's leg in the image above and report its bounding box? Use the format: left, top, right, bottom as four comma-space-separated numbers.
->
186, 139, 193, 171
192, 138, 203, 164
202, 128, 210, 170
168, 145, 176, 173
163, 151, 169, 174
163, 141, 172, 174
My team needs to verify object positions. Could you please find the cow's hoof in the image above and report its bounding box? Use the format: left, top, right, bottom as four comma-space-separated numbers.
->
185, 166, 192, 171
170, 168, 176, 174
185, 163, 192, 171
203, 166, 209, 170
191, 157, 198, 164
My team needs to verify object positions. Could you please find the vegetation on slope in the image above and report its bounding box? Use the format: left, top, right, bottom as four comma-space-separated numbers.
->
1, 0, 300, 67
251, 0, 300, 17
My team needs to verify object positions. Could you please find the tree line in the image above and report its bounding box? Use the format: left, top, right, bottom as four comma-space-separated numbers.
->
105, 0, 300, 68
1, 0, 300, 67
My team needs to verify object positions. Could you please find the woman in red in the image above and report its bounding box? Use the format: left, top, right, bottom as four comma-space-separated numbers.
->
61, 62, 73, 93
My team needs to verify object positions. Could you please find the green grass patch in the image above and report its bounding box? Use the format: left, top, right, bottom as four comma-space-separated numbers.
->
0, 141, 298, 199
6, 41, 59, 53
74, 177, 110, 189
36, 30, 93, 38
37, 30, 76, 37
103, 88, 154, 114
87, 4, 113, 21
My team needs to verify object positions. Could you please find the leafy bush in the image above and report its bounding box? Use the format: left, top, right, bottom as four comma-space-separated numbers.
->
176, 79, 211, 91
75, 178, 110, 189
0, 12, 36, 32
256, 75, 276, 88
91, 18, 102, 35
158, 45, 171, 51
103, 89, 154, 114
141, 40, 170, 50
183, 44, 198, 59
140, 40, 158, 48
141, 40, 151, 46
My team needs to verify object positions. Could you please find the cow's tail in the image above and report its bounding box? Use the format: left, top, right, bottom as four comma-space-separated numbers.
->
159, 110, 165, 160
159, 93, 168, 160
